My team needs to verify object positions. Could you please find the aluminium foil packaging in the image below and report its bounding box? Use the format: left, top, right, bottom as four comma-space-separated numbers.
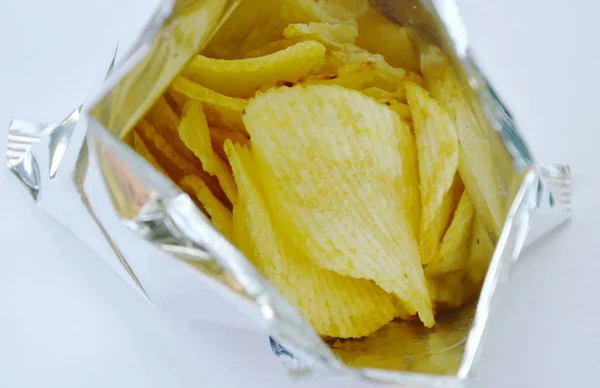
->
6, 0, 572, 386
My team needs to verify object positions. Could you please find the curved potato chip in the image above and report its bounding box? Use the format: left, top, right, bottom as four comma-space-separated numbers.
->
132, 131, 167, 176
202, 0, 285, 59
179, 175, 233, 241
356, 6, 419, 72
209, 126, 250, 161
135, 120, 228, 204
386, 100, 412, 121
231, 204, 256, 268
283, 23, 358, 49
183, 41, 327, 98
145, 96, 199, 164
170, 77, 247, 132
468, 216, 495, 287
281, 0, 367, 24
329, 49, 406, 91
395, 120, 420, 237
406, 82, 459, 265
225, 140, 397, 338
179, 101, 238, 204
245, 84, 434, 326
361, 86, 406, 103
427, 191, 475, 275
242, 38, 302, 58
421, 46, 504, 237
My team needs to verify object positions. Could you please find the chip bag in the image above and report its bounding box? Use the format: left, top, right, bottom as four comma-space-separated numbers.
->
7, 0, 571, 385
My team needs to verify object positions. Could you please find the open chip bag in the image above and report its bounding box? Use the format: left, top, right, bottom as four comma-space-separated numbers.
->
6, 0, 572, 385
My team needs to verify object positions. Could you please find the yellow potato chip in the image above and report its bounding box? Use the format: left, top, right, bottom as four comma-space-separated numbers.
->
135, 120, 228, 204
356, 6, 419, 72
329, 49, 407, 91
244, 84, 434, 327
179, 101, 238, 204
386, 99, 412, 121
361, 86, 406, 103
225, 140, 397, 338
395, 120, 420, 238
406, 82, 459, 265
132, 130, 167, 176
183, 41, 327, 98
297, 61, 376, 90
242, 38, 302, 58
427, 191, 475, 275
421, 46, 504, 237
468, 216, 495, 287
209, 126, 250, 161
170, 77, 247, 132
231, 204, 256, 267
202, 0, 285, 59
179, 175, 233, 241
281, 0, 367, 24
145, 96, 199, 164
283, 22, 358, 49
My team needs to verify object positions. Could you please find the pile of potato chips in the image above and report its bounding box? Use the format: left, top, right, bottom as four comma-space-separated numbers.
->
127, 0, 495, 339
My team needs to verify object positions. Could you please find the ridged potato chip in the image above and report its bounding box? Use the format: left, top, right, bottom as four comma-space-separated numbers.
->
421, 46, 504, 237
427, 191, 475, 275
170, 77, 247, 132
178, 101, 238, 204
225, 140, 398, 338
245, 84, 434, 326
132, 130, 167, 176
283, 22, 358, 49
135, 120, 227, 204
183, 41, 327, 98
406, 82, 459, 265
180, 175, 233, 241
356, 6, 419, 72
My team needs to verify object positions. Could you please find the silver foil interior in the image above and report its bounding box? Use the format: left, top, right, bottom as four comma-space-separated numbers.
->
6, 0, 572, 386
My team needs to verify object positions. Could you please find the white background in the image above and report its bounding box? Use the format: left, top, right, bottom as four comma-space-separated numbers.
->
0, 0, 598, 387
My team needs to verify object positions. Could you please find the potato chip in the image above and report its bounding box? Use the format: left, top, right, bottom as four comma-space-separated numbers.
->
361, 86, 406, 103
132, 130, 167, 176
283, 23, 358, 49
145, 96, 199, 164
406, 82, 459, 265
135, 120, 228, 204
297, 61, 377, 90
468, 216, 495, 287
329, 49, 407, 91
202, 0, 285, 59
209, 126, 250, 161
281, 0, 367, 24
356, 6, 419, 72
179, 175, 233, 241
386, 100, 412, 121
427, 191, 475, 275
242, 38, 302, 58
183, 41, 327, 98
179, 101, 238, 204
244, 84, 434, 326
395, 120, 420, 237
421, 46, 504, 237
225, 140, 397, 338
170, 77, 247, 132
231, 204, 256, 267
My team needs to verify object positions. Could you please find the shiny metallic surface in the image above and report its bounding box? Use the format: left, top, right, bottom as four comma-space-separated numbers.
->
6, 0, 572, 386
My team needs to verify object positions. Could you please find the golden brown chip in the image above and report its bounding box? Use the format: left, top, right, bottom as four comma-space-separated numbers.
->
178, 101, 238, 204
244, 84, 434, 326
135, 120, 228, 204
183, 41, 327, 98
145, 96, 199, 164
170, 77, 248, 132
179, 175, 233, 241
225, 140, 397, 338
132, 131, 167, 176
406, 82, 459, 265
